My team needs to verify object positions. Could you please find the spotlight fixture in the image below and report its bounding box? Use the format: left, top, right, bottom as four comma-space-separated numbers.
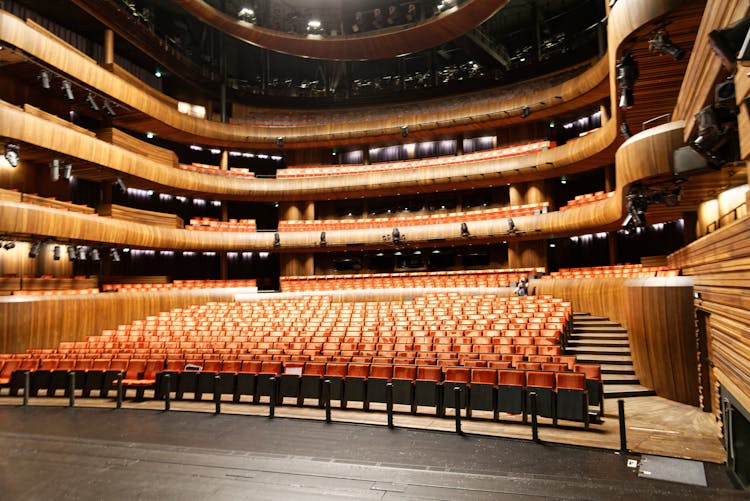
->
110, 248, 120, 262
29, 241, 42, 259
4, 143, 20, 167
102, 99, 116, 116
307, 19, 323, 33
3, 241, 16, 250
520, 106, 531, 119
115, 177, 127, 192
61, 79, 74, 100
400, 125, 409, 137
649, 31, 684, 60
620, 121, 632, 139
90, 248, 100, 262
273, 232, 280, 247
709, 15, 750, 70
238, 7, 256, 22
392, 227, 401, 244
50, 159, 60, 181
86, 92, 99, 111
616, 52, 639, 109
53, 245, 61, 261
77, 246, 87, 261
38, 70, 51, 89
460, 222, 470, 238
61, 163, 73, 180
67, 245, 76, 261
507, 218, 515, 233
560, 175, 567, 185
276, 136, 285, 147
319, 231, 327, 246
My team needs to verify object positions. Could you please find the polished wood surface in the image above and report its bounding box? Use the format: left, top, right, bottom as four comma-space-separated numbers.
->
97, 127, 178, 167
668, 215, 750, 416
0, 289, 241, 353
97, 204, 184, 229
534, 276, 699, 405
173, 0, 509, 61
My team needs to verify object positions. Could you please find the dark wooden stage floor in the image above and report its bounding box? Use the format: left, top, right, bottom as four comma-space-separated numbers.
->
0, 405, 745, 500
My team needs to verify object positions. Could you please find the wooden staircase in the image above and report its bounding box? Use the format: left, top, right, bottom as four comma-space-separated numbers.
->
566, 313, 656, 399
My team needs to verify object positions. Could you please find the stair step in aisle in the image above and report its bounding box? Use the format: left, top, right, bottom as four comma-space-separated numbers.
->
569, 313, 655, 399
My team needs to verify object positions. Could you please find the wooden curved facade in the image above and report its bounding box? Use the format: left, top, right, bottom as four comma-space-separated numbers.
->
1, 0, 750, 434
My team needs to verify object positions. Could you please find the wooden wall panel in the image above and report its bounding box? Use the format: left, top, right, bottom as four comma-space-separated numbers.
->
0, 289, 240, 353
534, 276, 699, 404
280, 253, 314, 277
668, 215, 750, 414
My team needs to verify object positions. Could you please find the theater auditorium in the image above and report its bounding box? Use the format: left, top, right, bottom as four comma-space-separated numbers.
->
0, 0, 748, 498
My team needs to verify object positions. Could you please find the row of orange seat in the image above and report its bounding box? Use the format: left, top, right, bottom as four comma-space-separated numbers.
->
0, 357, 600, 426
559, 191, 615, 211
278, 203, 548, 232
11, 288, 100, 296
178, 163, 256, 178
186, 217, 257, 232
280, 270, 541, 292
277, 140, 554, 178
543, 264, 679, 279
101, 279, 257, 292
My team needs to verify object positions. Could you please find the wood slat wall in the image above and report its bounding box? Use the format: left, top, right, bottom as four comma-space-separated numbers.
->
97, 127, 178, 167
97, 203, 184, 229
534, 276, 699, 405
0, 289, 241, 353
668, 216, 750, 415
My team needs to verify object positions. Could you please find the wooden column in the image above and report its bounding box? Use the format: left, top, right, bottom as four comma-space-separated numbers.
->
280, 253, 314, 277
103, 30, 114, 66
508, 240, 547, 270
220, 150, 229, 171
604, 164, 616, 192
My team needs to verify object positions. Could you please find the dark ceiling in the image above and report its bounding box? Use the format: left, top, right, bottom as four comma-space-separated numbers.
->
8, 0, 606, 107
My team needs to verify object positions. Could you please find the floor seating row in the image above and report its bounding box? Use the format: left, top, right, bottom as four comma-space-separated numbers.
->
0, 359, 601, 427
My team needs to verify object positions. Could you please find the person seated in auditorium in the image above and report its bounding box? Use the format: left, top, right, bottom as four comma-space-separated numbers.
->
386, 4, 401, 27
513, 277, 529, 296
351, 11, 364, 33
404, 3, 418, 23
371, 8, 385, 30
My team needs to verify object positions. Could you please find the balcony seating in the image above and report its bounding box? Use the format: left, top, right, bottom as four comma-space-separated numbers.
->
102, 279, 257, 292
278, 203, 548, 232
178, 163, 255, 178
186, 217, 257, 232
281, 268, 543, 292
277, 140, 555, 178
543, 264, 680, 279
559, 191, 614, 211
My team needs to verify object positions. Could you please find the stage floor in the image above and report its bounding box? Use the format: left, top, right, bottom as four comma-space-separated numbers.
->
0, 397, 743, 500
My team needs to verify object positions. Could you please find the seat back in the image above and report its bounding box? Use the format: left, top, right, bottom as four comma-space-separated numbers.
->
498, 369, 525, 386
109, 359, 129, 372
487, 360, 512, 369
346, 363, 369, 378
302, 362, 326, 376
541, 362, 569, 372
221, 360, 241, 372
143, 359, 165, 378
324, 362, 347, 377
556, 372, 585, 390
0, 359, 20, 377
526, 371, 555, 388
444, 367, 470, 383
18, 358, 39, 371
515, 362, 541, 371
260, 360, 282, 374
57, 359, 76, 371
369, 364, 393, 379
470, 368, 497, 385
240, 360, 262, 373
124, 359, 147, 379
416, 366, 442, 382
392, 365, 417, 381
38, 359, 58, 371
203, 359, 222, 372
573, 363, 601, 380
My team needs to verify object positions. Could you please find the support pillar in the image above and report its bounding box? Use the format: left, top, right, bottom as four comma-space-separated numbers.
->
103, 30, 114, 66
